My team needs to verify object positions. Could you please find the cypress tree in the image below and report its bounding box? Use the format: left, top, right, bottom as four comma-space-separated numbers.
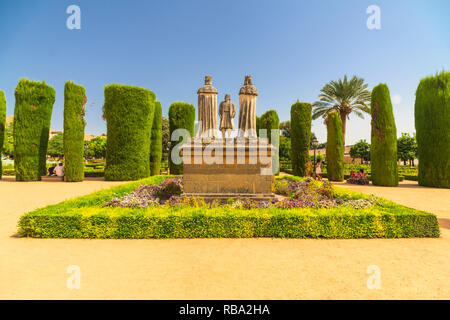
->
260, 110, 280, 174
290, 101, 312, 176
326, 110, 344, 181
63, 81, 87, 182
415, 71, 450, 188
370, 83, 398, 186
168, 102, 195, 175
0, 91, 5, 179
104, 84, 155, 181
150, 101, 162, 176
14, 79, 55, 181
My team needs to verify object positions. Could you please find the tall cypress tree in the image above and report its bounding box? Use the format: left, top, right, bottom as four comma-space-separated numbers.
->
150, 101, 162, 176
260, 109, 280, 174
0, 91, 6, 179
64, 81, 87, 182
415, 71, 450, 188
290, 101, 312, 176
370, 83, 398, 186
326, 110, 344, 181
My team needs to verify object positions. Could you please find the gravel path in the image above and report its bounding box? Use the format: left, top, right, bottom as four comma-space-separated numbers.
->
0, 178, 448, 299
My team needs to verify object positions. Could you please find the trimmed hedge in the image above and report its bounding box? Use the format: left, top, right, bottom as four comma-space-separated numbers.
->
63, 81, 87, 182
326, 111, 344, 181
104, 84, 155, 181
150, 101, 162, 176
260, 110, 280, 174
17, 176, 440, 239
0, 90, 5, 178
168, 102, 195, 175
370, 84, 398, 186
291, 101, 312, 177
415, 71, 450, 188
14, 79, 55, 181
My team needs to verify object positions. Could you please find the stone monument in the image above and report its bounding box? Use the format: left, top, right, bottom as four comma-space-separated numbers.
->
197, 75, 218, 139
182, 75, 273, 202
238, 75, 258, 138
219, 94, 236, 139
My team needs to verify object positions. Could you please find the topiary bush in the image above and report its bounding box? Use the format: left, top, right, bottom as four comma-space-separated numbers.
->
150, 101, 162, 176
326, 110, 344, 181
370, 83, 398, 186
14, 79, 55, 181
103, 84, 155, 181
290, 101, 312, 176
168, 102, 195, 175
260, 109, 280, 174
415, 71, 450, 188
63, 81, 87, 182
0, 90, 6, 179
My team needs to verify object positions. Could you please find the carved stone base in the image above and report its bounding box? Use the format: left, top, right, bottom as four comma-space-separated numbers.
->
182, 139, 274, 200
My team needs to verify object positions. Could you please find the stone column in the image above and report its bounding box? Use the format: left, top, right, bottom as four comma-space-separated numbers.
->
238, 75, 258, 138
197, 75, 218, 139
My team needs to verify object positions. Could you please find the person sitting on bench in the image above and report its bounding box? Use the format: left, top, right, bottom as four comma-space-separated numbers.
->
54, 163, 65, 177
48, 164, 56, 176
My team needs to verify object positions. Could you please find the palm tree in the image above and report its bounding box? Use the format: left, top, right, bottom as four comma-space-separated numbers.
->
313, 75, 371, 144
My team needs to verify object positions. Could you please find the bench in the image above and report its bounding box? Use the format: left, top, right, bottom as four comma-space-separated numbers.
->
41, 175, 65, 182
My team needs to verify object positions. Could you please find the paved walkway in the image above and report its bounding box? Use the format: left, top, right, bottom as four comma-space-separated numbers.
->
0, 178, 449, 299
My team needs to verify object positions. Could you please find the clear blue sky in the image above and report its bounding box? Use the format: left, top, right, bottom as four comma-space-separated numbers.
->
1, 0, 449, 145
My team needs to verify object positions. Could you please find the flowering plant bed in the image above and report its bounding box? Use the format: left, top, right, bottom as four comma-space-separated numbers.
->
18, 176, 440, 239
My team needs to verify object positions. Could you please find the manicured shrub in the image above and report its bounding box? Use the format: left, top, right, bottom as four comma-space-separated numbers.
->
168, 102, 195, 175
326, 110, 344, 181
0, 90, 6, 178
370, 84, 398, 186
291, 101, 312, 176
415, 71, 450, 188
256, 116, 262, 137
63, 81, 87, 182
103, 84, 155, 181
150, 101, 162, 176
260, 110, 280, 174
14, 79, 55, 181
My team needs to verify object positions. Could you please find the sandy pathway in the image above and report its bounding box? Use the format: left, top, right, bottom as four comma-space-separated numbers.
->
0, 178, 449, 299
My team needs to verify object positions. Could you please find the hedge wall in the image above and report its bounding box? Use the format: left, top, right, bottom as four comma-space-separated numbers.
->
14, 79, 55, 181
168, 102, 195, 175
104, 84, 155, 181
370, 84, 398, 186
291, 101, 312, 177
326, 110, 344, 181
260, 110, 280, 174
150, 101, 162, 176
415, 71, 450, 188
0, 90, 5, 178
63, 81, 87, 182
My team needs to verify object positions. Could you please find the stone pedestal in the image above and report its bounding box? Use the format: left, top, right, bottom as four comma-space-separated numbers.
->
182, 138, 274, 202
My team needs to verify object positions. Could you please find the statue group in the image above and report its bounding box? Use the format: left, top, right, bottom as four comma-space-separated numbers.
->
197, 75, 258, 140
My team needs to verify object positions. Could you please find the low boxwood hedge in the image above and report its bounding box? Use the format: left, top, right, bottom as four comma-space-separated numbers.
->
17, 176, 439, 239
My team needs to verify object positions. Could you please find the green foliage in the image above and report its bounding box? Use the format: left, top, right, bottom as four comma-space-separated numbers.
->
350, 139, 370, 164
161, 116, 170, 161
2, 122, 14, 157
397, 133, 417, 165
291, 101, 312, 177
260, 109, 280, 174
280, 120, 290, 138
326, 111, 344, 181
279, 136, 291, 159
17, 176, 439, 239
150, 101, 162, 176
313, 75, 371, 143
0, 91, 6, 178
256, 116, 262, 137
85, 136, 107, 159
103, 84, 156, 181
63, 81, 86, 182
47, 133, 64, 158
168, 102, 195, 175
371, 84, 398, 186
13, 79, 55, 181
415, 71, 450, 188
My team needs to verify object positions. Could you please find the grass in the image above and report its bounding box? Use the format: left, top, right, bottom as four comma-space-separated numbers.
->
17, 175, 440, 239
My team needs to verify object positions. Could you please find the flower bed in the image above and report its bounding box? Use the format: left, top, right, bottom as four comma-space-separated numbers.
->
18, 175, 439, 239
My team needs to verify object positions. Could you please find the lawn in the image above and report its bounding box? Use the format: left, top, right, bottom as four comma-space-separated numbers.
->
18, 175, 439, 239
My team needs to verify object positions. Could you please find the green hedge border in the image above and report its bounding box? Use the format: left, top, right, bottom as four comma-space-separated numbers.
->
18, 176, 439, 239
